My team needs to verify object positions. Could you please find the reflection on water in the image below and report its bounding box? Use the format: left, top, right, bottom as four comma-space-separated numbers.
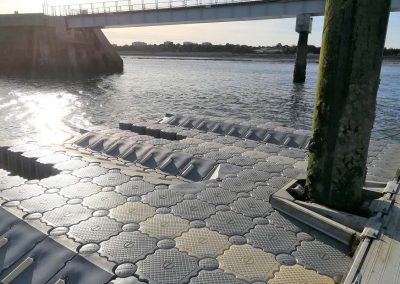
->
0, 57, 399, 144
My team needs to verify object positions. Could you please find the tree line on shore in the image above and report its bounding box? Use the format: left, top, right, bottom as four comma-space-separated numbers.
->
113, 42, 400, 56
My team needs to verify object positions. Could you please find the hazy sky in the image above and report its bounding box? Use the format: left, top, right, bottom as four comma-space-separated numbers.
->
1, 0, 399, 48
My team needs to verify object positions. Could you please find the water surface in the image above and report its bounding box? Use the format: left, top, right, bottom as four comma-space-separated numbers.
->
0, 57, 399, 144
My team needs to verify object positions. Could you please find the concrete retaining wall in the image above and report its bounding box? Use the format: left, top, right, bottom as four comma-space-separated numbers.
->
0, 14, 123, 78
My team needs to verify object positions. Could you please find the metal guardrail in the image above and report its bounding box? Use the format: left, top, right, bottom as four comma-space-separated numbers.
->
43, 0, 266, 16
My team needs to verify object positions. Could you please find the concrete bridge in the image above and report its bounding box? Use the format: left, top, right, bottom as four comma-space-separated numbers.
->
49, 0, 400, 29
1, 0, 399, 78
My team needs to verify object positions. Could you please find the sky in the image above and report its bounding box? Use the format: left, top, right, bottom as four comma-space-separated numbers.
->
0, 0, 399, 48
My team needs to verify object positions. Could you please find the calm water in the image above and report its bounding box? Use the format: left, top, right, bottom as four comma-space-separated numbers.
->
0, 57, 399, 144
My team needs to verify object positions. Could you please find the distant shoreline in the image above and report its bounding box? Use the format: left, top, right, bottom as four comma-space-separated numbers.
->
118, 51, 400, 63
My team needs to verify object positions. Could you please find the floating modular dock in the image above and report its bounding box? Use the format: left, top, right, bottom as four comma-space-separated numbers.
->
0, 114, 399, 284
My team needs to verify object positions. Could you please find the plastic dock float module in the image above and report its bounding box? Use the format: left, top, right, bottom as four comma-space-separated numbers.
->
0, 115, 398, 283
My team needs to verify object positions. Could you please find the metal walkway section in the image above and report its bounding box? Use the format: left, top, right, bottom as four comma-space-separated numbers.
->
56, 0, 400, 29
0, 115, 399, 283
354, 184, 400, 284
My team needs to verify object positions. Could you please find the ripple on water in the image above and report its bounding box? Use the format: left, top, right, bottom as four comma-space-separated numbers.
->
0, 58, 399, 143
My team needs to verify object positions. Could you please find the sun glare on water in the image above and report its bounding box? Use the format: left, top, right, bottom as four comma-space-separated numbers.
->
12, 91, 80, 144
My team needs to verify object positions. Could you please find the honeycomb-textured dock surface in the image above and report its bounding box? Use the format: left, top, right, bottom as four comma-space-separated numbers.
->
0, 114, 399, 283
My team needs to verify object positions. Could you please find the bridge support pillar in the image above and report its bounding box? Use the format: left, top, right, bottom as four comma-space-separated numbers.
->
293, 14, 312, 83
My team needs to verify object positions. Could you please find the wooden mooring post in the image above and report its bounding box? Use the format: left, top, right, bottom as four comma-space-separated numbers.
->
306, 0, 391, 211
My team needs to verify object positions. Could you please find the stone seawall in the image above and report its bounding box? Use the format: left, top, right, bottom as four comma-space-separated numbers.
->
0, 14, 123, 78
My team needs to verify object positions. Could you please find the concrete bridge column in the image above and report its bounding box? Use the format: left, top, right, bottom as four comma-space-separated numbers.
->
293, 14, 313, 83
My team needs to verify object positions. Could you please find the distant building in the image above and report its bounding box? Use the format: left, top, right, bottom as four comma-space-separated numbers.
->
132, 41, 147, 47
183, 41, 195, 46
254, 47, 282, 54
163, 41, 174, 46
201, 42, 212, 46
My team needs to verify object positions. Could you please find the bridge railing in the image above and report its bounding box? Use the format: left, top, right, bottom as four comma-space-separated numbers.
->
44, 0, 263, 16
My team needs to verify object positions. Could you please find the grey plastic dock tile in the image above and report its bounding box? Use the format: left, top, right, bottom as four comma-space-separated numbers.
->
139, 214, 190, 239
206, 211, 253, 236
282, 167, 305, 178
89, 137, 116, 152
180, 158, 216, 181
136, 248, 200, 284
73, 132, 104, 148
121, 143, 153, 162
59, 182, 101, 199
241, 150, 272, 160
22, 148, 55, 159
46, 254, 114, 284
68, 216, 123, 244
73, 165, 108, 178
279, 149, 307, 160
254, 161, 285, 173
43, 204, 93, 227
171, 199, 216, 221
233, 140, 259, 149
175, 228, 230, 258
37, 152, 70, 164
8, 144, 39, 153
213, 136, 239, 144
203, 151, 236, 161
198, 142, 224, 150
54, 159, 88, 171
182, 146, 210, 155
0, 221, 46, 273
142, 189, 184, 208
164, 142, 190, 151
169, 182, 206, 195
227, 156, 257, 167
267, 176, 292, 189
20, 193, 68, 213
197, 188, 237, 205
39, 174, 79, 188
255, 144, 282, 154
219, 146, 246, 154
246, 224, 298, 254
250, 185, 278, 201
227, 125, 249, 138
83, 191, 126, 210
211, 123, 233, 135
159, 152, 192, 176
93, 172, 131, 187
268, 211, 310, 233
230, 197, 272, 218
220, 177, 255, 193
217, 244, 279, 282
100, 231, 157, 263
0, 175, 26, 190
0, 183, 46, 201
264, 130, 286, 145
190, 269, 247, 283
140, 148, 172, 169
237, 169, 273, 182
104, 141, 134, 157
116, 180, 155, 197
110, 202, 156, 223
293, 238, 351, 279
267, 155, 297, 165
